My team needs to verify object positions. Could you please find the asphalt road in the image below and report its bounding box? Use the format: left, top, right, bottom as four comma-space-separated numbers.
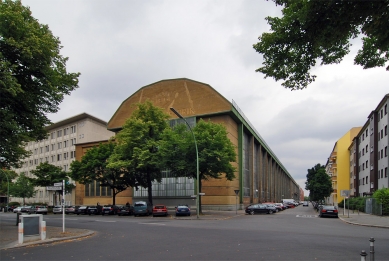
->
1, 206, 388, 260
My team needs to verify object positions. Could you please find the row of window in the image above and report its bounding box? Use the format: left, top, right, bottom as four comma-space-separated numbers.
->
50, 125, 77, 139
26, 151, 76, 166
359, 168, 388, 185
32, 139, 77, 154
378, 104, 388, 121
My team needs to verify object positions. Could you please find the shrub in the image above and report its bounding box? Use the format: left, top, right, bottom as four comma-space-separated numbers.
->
373, 188, 389, 216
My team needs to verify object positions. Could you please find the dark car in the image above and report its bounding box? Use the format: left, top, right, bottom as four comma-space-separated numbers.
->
152, 205, 168, 217
28, 205, 48, 215
245, 204, 275, 215
65, 205, 78, 214
319, 206, 338, 218
117, 205, 134, 216
102, 205, 117, 215
87, 206, 100, 215
133, 201, 152, 216
76, 206, 88, 215
175, 205, 191, 216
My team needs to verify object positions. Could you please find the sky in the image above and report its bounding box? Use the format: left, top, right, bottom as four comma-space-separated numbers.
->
22, 0, 389, 196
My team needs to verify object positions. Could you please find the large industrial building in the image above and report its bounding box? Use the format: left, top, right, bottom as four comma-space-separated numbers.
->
75, 78, 300, 210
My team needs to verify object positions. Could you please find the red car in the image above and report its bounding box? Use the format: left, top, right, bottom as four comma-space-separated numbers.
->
152, 205, 168, 217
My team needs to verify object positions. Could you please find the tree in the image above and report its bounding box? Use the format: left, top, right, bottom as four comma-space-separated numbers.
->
30, 162, 75, 205
373, 188, 389, 216
253, 0, 389, 90
108, 101, 170, 205
0, 169, 17, 197
70, 141, 132, 205
305, 164, 332, 202
0, 0, 80, 169
159, 120, 237, 213
9, 173, 35, 205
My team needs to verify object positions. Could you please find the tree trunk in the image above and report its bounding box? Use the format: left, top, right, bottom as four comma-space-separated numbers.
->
112, 188, 116, 205
147, 172, 153, 206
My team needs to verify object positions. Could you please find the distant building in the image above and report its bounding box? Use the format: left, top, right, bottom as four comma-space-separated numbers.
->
11, 113, 114, 206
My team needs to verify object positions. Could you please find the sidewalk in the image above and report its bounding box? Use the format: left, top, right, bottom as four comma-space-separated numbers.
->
337, 208, 389, 229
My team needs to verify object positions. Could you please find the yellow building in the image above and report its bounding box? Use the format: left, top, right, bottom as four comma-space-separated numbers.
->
326, 127, 361, 205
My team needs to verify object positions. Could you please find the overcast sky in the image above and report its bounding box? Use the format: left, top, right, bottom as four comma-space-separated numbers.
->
22, 0, 389, 195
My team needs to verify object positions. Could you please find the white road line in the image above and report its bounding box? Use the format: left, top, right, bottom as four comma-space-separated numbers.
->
296, 215, 318, 218
139, 223, 166, 225
95, 220, 116, 222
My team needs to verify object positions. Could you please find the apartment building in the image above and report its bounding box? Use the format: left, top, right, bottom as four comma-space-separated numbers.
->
12, 113, 114, 206
355, 94, 389, 196
326, 127, 361, 205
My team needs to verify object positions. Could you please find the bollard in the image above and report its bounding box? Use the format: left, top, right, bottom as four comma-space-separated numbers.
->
369, 237, 375, 261
41, 221, 46, 240
18, 222, 24, 244
16, 212, 20, 226
360, 250, 367, 261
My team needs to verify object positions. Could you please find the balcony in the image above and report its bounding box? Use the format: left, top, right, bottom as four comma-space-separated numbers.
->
332, 189, 337, 194
330, 151, 337, 161
331, 176, 337, 181
330, 163, 337, 170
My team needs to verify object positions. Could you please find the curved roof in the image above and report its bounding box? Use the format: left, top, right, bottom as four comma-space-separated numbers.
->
107, 78, 232, 131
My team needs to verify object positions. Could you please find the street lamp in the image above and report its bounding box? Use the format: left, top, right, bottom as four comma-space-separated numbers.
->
0, 157, 9, 211
170, 108, 199, 219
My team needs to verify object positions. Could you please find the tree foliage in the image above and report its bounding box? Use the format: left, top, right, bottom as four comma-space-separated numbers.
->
30, 162, 75, 193
0, 0, 80, 168
108, 101, 170, 205
159, 119, 237, 212
9, 173, 35, 205
305, 164, 332, 202
253, 0, 389, 90
70, 141, 131, 205
373, 188, 389, 215
0, 169, 17, 196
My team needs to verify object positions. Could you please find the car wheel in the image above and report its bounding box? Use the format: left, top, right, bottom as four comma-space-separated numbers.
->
250, 210, 255, 215
268, 210, 273, 214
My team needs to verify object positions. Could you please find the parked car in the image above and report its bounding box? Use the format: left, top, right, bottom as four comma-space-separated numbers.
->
303, 201, 309, 207
152, 205, 168, 217
87, 206, 100, 215
102, 205, 117, 215
175, 205, 190, 216
263, 203, 281, 212
133, 201, 152, 216
274, 203, 286, 210
117, 205, 134, 216
21, 206, 33, 213
284, 202, 295, 208
65, 205, 79, 214
28, 205, 48, 215
319, 206, 338, 218
13, 206, 23, 213
76, 206, 88, 215
245, 204, 275, 215
53, 205, 63, 214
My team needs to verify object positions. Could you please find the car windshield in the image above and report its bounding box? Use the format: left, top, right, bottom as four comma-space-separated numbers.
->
135, 203, 146, 207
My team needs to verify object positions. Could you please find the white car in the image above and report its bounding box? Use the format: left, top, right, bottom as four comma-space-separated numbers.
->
13, 206, 23, 213
303, 201, 309, 207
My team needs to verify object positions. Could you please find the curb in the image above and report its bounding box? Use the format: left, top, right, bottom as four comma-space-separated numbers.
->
1, 230, 95, 250
338, 216, 389, 229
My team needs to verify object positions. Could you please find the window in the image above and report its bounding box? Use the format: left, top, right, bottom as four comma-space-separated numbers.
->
57, 142, 62, 149
63, 165, 68, 171
51, 155, 55, 162
385, 167, 388, 177
51, 132, 55, 139
70, 125, 76, 134
381, 129, 383, 139
34, 159, 38, 165
45, 145, 49, 152
362, 163, 365, 170
385, 125, 387, 136
51, 144, 55, 150
64, 140, 68, 148
64, 128, 69, 135
57, 130, 62, 137
385, 104, 387, 115
371, 145, 374, 153
34, 148, 38, 155
366, 129, 368, 136
362, 148, 365, 155
70, 151, 76, 159
385, 146, 387, 157
63, 152, 68, 160
362, 134, 364, 141
381, 169, 383, 179
40, 147, 43, 153
57, 154, 62, 161
366, 145, 368, 152
366, 160, 368, 166
381, 109, 383, 119
371, 128, 373, 135
366, 176, 368, 184
363, 178, 365, 185
381, 149, 383, 159
71, 138, 76, 146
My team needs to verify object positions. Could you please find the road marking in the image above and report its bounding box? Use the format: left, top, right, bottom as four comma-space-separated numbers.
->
95, 220, 116, 222
296, 215, 318, 218
139, 223, 166, 226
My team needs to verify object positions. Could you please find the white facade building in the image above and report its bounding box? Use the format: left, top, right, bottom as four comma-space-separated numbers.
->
12, 113, 114, 206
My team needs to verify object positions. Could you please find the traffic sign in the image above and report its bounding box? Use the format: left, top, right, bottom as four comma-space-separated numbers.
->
46, 186, 62, 190
54, 182, 63, 186
199, 193, 205, 196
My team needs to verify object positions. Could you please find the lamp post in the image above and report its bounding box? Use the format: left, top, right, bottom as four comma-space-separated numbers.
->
0, 157, 9, 211
170, 108, 199, 219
